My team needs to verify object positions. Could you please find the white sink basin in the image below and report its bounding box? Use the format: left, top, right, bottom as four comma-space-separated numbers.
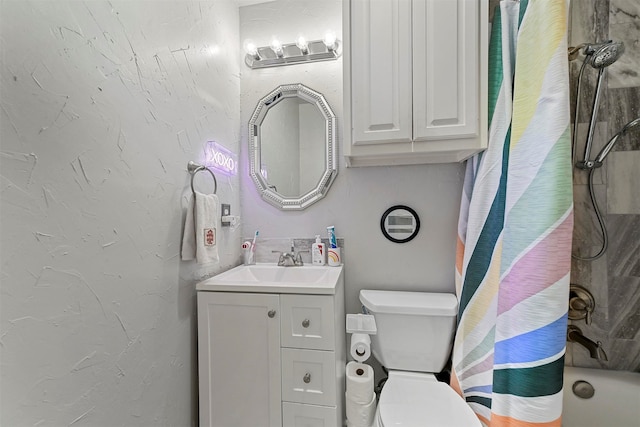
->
196, 264, 344, 294
218, 265, 331, 283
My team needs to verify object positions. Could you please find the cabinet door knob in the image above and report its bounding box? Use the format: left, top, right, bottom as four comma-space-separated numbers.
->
302, 318, 310, 328
303, 373, 311, 384
267, 310, 276, 318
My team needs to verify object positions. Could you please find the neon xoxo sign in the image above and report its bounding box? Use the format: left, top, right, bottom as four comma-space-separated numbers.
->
205, 141, 237, 176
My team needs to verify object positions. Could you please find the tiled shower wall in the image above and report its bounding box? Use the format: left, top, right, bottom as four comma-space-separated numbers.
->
568, 0, 640, 371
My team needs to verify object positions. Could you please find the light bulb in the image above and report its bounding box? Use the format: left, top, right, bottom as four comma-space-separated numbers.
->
323, 31, 337, 51
270, 38, 283, 57
245, 43, 257, 55
244, 41, 260, 59
296, 36, 309, 54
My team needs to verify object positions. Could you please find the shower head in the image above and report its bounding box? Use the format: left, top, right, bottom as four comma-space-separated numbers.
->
568, 41, 623, 62
576, 41, 626, 169
582, 41, 613, 55
588, 41, 625, 68
594, 117, 640, 165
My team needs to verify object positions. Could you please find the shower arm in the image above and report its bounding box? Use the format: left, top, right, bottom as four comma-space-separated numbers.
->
577, 68, 606, 170
595, 117, 640, 165
593, 133, 620, 167
568, 44, 587, 61
571, 60, 589, 167
573, 40, 625, 170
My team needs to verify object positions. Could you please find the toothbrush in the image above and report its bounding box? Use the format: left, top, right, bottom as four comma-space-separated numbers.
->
249, 230, 259, 263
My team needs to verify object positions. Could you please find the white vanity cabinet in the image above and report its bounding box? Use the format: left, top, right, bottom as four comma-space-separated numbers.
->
197, 292, 282, 427
196, 265, 345, 427
343, 0, 489, 166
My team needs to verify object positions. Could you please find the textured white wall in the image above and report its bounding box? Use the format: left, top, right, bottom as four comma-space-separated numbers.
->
239, 0, 466, 315
0, 1, 241, 425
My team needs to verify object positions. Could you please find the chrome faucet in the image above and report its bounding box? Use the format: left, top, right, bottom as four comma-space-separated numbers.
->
567, 325, 608, 361
273, 240, 305, 266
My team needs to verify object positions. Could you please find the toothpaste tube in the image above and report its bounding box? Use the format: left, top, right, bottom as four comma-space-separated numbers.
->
327, 226, 337, 248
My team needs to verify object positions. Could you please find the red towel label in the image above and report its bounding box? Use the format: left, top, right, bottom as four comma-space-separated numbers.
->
204, 228, 216, 246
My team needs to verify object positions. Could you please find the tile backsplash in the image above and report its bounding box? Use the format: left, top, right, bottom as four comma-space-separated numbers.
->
243, 237, 345, 265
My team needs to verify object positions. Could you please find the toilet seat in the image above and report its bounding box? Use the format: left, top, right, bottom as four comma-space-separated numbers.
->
376, 371, 481, 427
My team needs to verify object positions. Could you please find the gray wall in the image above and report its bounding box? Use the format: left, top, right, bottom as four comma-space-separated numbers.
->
568, 0, 640, 371
239, 0, 465, 317
0, 1, 242, 425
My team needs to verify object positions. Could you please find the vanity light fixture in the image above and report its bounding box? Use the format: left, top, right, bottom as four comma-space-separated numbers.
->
244, 32, 341, 69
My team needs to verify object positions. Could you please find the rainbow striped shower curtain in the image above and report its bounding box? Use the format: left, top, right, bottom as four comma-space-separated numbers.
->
452, 1, 573, 426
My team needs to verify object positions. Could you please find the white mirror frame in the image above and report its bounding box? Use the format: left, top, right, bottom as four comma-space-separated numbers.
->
249, 83, 338, 210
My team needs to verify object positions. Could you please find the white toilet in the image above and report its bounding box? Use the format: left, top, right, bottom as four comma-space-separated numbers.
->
359, 290, 481, 427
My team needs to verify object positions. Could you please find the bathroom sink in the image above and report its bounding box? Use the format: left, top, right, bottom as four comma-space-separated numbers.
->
196, 264, 344, 294
218, 265, 331, 283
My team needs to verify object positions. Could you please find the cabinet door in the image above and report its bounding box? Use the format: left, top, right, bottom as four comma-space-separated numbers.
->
349, 0, 412, 146
412, 0, 479, 141
197, 292, 281, 427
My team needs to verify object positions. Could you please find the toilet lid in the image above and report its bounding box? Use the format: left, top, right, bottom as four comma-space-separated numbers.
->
378, 374, 481, 427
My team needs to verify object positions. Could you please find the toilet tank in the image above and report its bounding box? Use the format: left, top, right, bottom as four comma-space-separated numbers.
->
359, 290, 458, 373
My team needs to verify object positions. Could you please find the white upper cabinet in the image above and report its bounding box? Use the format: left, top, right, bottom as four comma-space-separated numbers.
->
344, 0, 489, 166
349, 0, 413, 146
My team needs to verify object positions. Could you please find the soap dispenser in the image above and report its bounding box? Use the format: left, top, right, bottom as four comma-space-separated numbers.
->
312, 235, 326, 265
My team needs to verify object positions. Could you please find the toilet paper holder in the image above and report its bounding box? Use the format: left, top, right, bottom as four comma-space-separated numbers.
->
345, 316, 378, 426
347, 314, 377, 362
346, 314, 377, 335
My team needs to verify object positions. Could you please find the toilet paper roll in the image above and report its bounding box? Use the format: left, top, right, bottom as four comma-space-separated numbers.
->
346, 361, 375, 404
350, 333, 371, 362
345, 391, 376, 427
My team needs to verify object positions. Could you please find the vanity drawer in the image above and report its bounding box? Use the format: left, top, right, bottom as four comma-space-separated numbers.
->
281, 348, 336, 406
281, 294, 335, 350
282, 402, 338, 427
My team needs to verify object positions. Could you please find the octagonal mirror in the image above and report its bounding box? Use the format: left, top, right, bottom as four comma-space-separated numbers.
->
249, 83, 337, 210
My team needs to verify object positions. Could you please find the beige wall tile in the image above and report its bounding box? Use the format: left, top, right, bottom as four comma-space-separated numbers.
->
607, 151, 640, 214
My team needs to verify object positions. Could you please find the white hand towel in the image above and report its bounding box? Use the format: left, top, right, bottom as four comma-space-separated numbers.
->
181, 191, 220, 264
181, 194, 197, 261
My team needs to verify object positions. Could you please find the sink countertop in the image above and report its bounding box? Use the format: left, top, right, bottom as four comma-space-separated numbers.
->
195, 263, 344, 295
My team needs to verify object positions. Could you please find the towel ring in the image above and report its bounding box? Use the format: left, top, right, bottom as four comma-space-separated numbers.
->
187, 161, 217, 195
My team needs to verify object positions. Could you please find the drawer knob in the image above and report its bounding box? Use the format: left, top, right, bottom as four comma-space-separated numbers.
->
302, 318, 310, 328
267, 310, 276, 318
303, 373, 311, 384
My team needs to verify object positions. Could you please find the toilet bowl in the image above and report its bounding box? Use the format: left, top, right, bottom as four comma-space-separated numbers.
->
359, 290, 481, 427
372, 371, 480, 427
